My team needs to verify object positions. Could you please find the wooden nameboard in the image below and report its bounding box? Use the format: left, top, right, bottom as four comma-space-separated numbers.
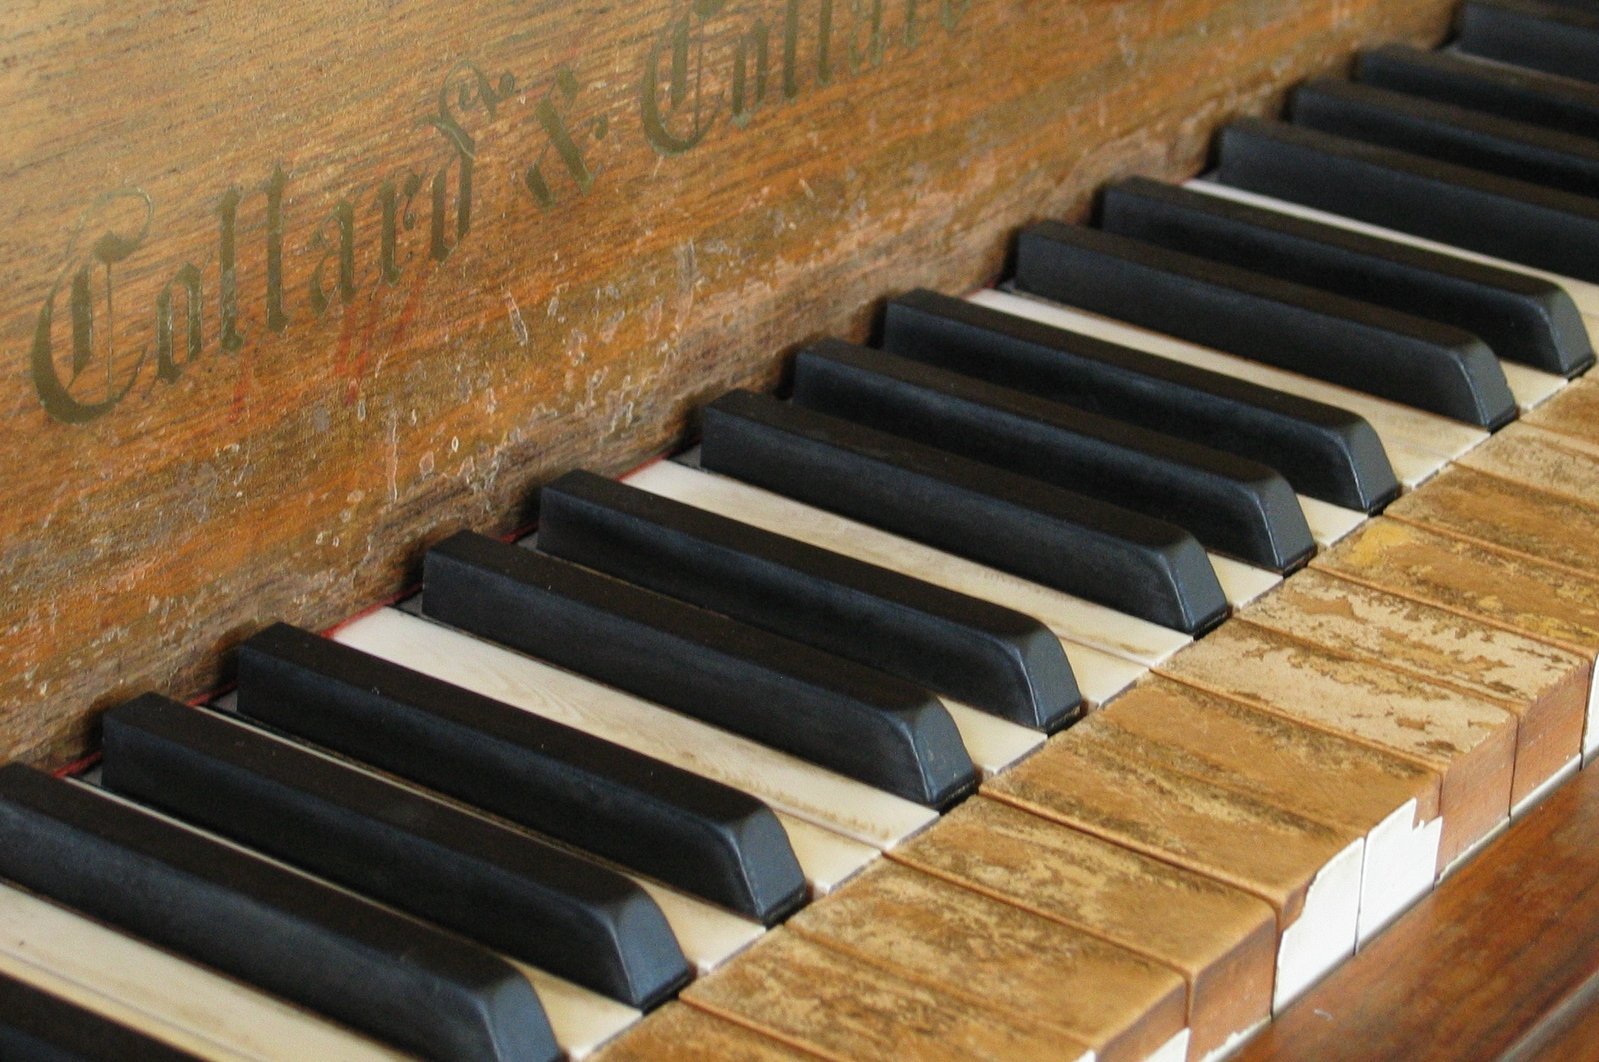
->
0, 0, 1455, 765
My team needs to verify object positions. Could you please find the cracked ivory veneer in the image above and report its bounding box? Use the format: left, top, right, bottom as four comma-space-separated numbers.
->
1155, 620, 1517, 872
1089, 675, 1441, 944
982, 730, 1362, 1015
890, 797, 1272, 1062
682, 928, 1093, 1062
1243, 568, 1588, 810
1316, 518, 1599, 764
787, 859, 1187, 1062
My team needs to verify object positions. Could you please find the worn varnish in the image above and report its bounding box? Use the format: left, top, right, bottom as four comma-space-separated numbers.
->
590, 1003, 814, 1062
681, 927, 1090, 1061
890, 796, 1275, 1062
1242, 569, 1589, 805
787, 860, 1187, 1062
1156, 621, 1519, 868
1239, 750, 1599, 1062
0, 1, 1457, 765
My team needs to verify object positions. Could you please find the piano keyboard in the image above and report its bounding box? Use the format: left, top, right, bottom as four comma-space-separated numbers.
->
8, 2, 1599, 1057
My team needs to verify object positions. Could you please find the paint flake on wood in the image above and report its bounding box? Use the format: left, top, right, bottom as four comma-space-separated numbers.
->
891, 797, 1273, 1062
1155, 620, 1518, 870
788, 859, 1187, 1062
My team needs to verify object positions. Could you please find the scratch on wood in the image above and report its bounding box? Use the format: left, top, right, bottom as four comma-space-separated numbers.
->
503, 290, 530, 346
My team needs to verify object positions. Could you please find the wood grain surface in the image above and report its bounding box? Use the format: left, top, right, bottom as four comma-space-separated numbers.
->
890, 796, 1276, 1061
1238, 758, 1599, 1062
1523, 377, 1599, 442
1242, 569, 1589, 806
1156, 620, 1519, 868
0, 0, 1455, 765
787, 860, 1187, 1062
591, 1003, 815, 1062
985, 727, 1358, 926
1387, 466, 1599, 581
1459, 422, 1599, 509
1094, 674, 1442, 836
681, 927, 1091, 1061
1316, 518, 1599, 661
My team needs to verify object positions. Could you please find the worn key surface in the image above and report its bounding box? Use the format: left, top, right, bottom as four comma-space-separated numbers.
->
1460, 421, 1599, 509
985, 728, 1365, 1012
1316, 517, 1599, 762
891, 797, 1275, 1060
1242, 568, 1590, 810
1092, 675, 1443, 940
683, 928, 1092, 1062
787, 860, 1188, 1062
590, 1003, 815, 1062
1523, 376, 1599, 440
1386, 464, 1599, 581
1157, 621, 1520, 869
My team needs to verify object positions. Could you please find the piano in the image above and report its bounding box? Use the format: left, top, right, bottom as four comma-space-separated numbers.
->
4, 0, 1599, 1057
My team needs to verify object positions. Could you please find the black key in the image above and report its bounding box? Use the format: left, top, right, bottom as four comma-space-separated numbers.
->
537, 471, 1081, 732
0, 971, 203, 1062
1292, 78, 1599, 200
699, 390, 1228, 634
1100, 177, 1594, 377
1013, 220, 1518, 428
0, 764, 557, 1062
789, 339, 1314, 573
237, 623, 805, 924
101, 695, 692, 1009
1457, 0, 1599, 85
880, 290, 1399, 512
1357, 45, 1599, 141
425, 533, 978, 809
1215, 118, 1599, 284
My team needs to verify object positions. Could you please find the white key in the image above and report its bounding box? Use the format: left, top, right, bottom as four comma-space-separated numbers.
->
0, 883, 408, 1061
626, 460, 1191, 666
1185, 179, 1599, 320
941, 698, 1047, 777
970, 289, 1484, 483
1499, 360, 1568, 412
1298, 495, 1367, 547
334, 608, 935, 853
1209, 553, 1279, 607
515, 963, 640, 1060
628, 879, 762, 973
1070, 643, 1149, 707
